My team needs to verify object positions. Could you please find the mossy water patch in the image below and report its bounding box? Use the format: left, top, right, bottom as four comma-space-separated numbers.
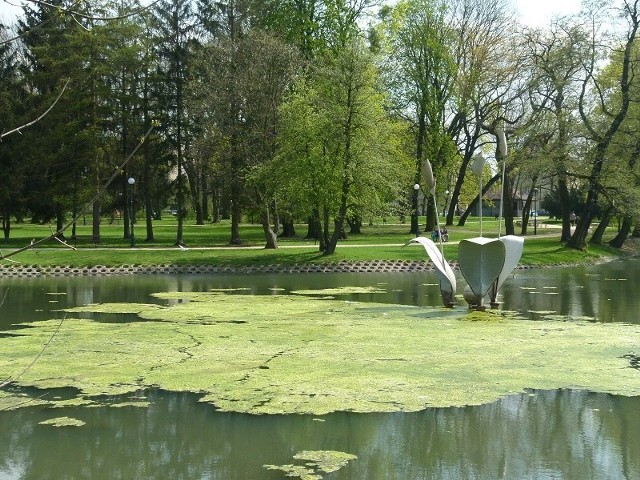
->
290, 286, 388, 296
264, 450, 357, 479
39, 416, 85, 427
0, 291, 639, 414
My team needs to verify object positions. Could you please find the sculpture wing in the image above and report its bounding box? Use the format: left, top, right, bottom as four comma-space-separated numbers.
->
406, 236, 456, 304
458, 237, 505, 299
497, 235, 524, 290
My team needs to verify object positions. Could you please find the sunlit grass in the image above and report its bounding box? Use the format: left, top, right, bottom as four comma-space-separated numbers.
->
0, 217, 631, 268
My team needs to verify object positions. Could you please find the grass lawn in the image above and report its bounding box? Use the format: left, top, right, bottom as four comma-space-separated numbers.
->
0, 216, 632, 268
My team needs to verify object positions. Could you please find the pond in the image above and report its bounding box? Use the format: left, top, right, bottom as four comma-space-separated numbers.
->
1, 258, 639, 479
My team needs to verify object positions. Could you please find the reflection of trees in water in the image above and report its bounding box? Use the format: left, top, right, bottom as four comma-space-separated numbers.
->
355, 390, 639, 479
0, 390, 638, 478
498, 259, 640, 323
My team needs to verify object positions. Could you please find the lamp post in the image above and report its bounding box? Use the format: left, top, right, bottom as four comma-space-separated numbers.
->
533, 187, 538, 236
444, 189, 449, 218
413, 183, 420, 236
128, 177, 136, 247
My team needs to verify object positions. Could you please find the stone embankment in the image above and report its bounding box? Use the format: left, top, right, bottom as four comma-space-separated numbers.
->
0, 260, 467, 277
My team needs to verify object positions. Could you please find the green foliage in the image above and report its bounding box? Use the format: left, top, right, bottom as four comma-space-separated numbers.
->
274, 38, 412, 252
3, 0, 640, 252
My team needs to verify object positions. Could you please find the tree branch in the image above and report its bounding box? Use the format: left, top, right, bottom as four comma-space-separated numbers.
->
0, 78, 69, 140
23, 0, 163, 21
0, 123, 155, 261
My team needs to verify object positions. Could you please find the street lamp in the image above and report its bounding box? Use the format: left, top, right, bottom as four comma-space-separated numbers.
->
533, 187, 538, 236
413, 183, 420, 236
128, 177, 136, 247
444, 189, 450, 218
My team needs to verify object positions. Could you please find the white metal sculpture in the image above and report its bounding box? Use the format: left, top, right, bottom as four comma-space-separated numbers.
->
456, 129, 523, 309
407, 129, 523, 309
458, 237, 506, 309
406, 236, 457, 307
488, 234, 524, 307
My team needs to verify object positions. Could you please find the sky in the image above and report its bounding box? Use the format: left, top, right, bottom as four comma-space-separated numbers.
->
2, 0, 584, 26
513, 0, 583, 28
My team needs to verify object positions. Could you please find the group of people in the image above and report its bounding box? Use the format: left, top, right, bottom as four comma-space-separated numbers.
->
431, 227, 449, 242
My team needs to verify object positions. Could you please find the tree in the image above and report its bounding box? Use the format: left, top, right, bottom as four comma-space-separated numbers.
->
0, 22, 25, 240
379, 0, 458, 234
153, 0, 197, 246
18, 1, 111, 240
380, 0, 524, 234
276, 39, 410, 254
523, 21, 591, 242
567, 0, 640, 249
448, 0, 525, 234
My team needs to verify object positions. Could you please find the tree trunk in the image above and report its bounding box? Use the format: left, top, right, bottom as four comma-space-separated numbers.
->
325, 217, 343, 255
92, 200, 101, 244
143, 161, 155, 243
447, 153, 472, 227
589, 207, 613, 244
305, 209, 320, 240
193, 200, 204, 225
557, 177, 572, 242
567, 202, 592, 250
320, 208, 330, 252
175, 165, 185, 246
261, 208, 277, 249
185, 161, 204, 225
608, 216, 632, 248
520, 190, 534, 236
230, 197, 242, 245
212, 188, 221, 223
281, 216, 296, 237
2, 207, 10, 241
425, 196, 436, 232
202, 179, 209, 222
348, 215, 362, 234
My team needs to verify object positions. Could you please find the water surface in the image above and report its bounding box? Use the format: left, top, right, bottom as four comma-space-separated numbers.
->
1, 258, 639, 479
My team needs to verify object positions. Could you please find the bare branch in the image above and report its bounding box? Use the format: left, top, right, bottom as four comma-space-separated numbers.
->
0, 124, 155, 262
0, 0, 162, 46
0, 79, 69, 140
0, 315, 66, 391
23, 0, 163, 21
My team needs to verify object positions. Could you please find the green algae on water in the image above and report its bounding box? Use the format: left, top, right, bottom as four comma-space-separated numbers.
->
0, 291, 639, 415
290, 286, 387, 295
264, 450, 357, 479
39, 416, 85, 427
